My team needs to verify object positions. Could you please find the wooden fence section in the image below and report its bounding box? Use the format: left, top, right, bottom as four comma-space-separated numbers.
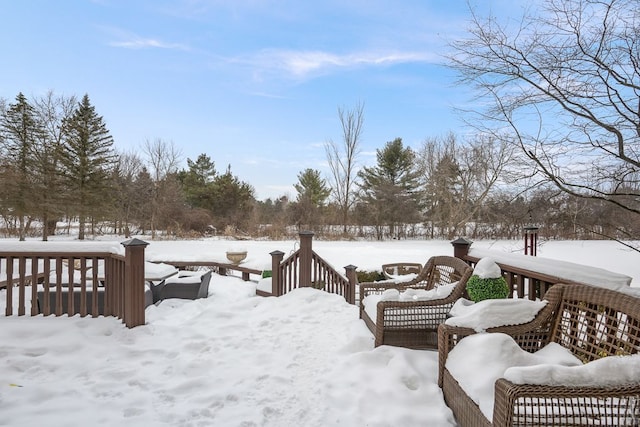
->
0, 238, 148, 328
263, 231, 358, 304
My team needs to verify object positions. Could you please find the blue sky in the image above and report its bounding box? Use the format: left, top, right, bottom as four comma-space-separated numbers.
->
1, 0, 531, 200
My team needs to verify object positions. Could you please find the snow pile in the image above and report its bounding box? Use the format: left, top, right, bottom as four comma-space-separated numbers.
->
504, 353, 640, 387
468, 248, 632, 290
0, 276, 457, 426
472, 257, 502, 279
445, 298, 547, 332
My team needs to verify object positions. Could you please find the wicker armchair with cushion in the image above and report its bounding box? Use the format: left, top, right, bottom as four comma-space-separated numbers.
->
151, 271, 212, 303
359, 255, 473, 349
438, 283, 640, 427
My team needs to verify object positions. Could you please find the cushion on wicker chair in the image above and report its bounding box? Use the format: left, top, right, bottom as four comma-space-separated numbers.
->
151, 271, 212, 303
446, 332, 583, 420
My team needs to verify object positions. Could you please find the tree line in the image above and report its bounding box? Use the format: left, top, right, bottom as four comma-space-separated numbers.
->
2, 0, 639, 244
0, 90, 635, 242
0, 91, 256, 240
264, 126, 634, 242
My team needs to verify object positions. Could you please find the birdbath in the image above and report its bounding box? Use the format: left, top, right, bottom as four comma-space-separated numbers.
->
226, 250, 247, 264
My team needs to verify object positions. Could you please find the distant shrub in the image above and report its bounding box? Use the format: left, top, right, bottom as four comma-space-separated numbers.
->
262, 270, 272, 279
357, 270, 386, 283
466, 275, 509, 302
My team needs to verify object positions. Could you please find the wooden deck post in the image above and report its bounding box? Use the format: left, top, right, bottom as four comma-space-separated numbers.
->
299, 231, 314, 287
524, 226, 539, 256
451, 237, 472, 260
121, 238, 148, 328
344, 264, 358, 305
5, 257, 13, 316
270, 250, 284, 296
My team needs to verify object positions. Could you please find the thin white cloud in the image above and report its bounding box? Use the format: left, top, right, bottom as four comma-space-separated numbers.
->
235, 48, 438, 80
102, 26, 191, 51
110, 38, 190, 51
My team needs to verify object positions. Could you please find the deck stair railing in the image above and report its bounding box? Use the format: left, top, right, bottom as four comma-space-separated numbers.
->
266, 231, 358, 304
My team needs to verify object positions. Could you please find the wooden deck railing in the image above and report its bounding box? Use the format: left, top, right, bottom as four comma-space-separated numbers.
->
451, 237, 632, 299
0, 238, 148, 328
263, 231, 358, 304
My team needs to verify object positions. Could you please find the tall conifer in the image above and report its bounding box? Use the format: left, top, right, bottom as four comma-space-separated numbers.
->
60, 94, 116, 240
0, 93, 43, 240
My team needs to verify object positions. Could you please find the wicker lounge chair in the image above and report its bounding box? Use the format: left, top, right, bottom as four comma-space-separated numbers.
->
359, 255, 473, 349
438, 283, 640, 426
151, 271, 212, 303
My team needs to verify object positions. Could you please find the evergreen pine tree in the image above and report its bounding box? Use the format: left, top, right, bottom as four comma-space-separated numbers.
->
210, 165, 255, 232
294, 169, 331, 207
291, 168, 331, 231
60, 94, 116, 240
177, 153, 217, 210
358, 138, 423, 239
0, 93, 44, 240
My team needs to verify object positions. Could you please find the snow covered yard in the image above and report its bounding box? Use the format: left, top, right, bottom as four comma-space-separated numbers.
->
0, 275, 455, 426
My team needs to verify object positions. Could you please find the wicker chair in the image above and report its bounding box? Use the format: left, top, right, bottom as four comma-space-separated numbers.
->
438, 283, 640, 427
381, 262, 423, 279
359, 255, 473, 349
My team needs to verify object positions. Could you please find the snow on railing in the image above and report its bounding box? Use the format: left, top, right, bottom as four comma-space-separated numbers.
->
452, 238, 632, 300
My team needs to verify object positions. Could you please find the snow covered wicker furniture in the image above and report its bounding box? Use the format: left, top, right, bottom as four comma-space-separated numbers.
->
438, 283, 640, 427
381, 262, 423, 279
151, 271, 212, 303
359, 255, 473, 349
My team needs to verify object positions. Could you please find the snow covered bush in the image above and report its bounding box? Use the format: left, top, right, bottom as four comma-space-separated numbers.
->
466, 257, 509, 302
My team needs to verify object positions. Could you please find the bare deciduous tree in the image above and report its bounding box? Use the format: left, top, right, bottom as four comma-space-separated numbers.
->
418, 133, 515, 238
142, 138, 183, 238
143, 138, 182, 182
325, 101, 364, 234
32, 91, 77, 239
451, 0, 640, 243
112, 150, 144, 237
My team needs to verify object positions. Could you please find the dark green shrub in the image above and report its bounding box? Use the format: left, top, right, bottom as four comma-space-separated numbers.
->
466, 274, 509, 302
357, 270, 386, 283
262, 270, 272, 279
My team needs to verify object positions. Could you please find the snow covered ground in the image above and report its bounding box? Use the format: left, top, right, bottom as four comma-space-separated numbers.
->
0, 237, 638, 426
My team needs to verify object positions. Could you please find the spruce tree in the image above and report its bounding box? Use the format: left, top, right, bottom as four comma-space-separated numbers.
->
358, 138, 423, 239
60, 94, 116, 240
0, 93, 43, 240
210, 165, 255, 232
177, 153, 217, 210
294, 168, 331, 207
291, 168, 331, 230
